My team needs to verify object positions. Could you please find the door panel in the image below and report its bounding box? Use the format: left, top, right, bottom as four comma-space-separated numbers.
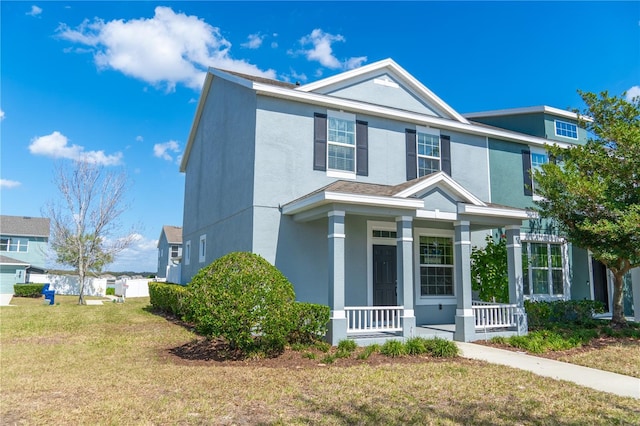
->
373, 245, 397, 306
592, 259, 609, 310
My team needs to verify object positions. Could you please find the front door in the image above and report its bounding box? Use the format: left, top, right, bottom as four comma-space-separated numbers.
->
592, 259, 609, 310
373, 245, 397, 306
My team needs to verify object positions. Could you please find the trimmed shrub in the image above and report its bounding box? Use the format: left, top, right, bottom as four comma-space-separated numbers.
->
380, 340, 405, 357
525, 299, 605, 329
423, 338, 459, 358
186, 252, 296, 356
287, 302, 330, 345
14, 283, 45, 298
405, 337, 428, 355
148, 282, 189, 316
105, 287, 116, 296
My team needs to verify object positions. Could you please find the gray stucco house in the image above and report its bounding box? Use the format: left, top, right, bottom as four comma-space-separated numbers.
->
0, 215, 50, 303
157, 225, 183, 279
178, 58, 637, 344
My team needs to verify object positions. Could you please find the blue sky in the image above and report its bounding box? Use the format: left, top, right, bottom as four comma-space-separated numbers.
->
1, 1, 638, 272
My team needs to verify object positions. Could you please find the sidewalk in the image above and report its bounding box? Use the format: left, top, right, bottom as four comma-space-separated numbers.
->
457, 342, 640, 399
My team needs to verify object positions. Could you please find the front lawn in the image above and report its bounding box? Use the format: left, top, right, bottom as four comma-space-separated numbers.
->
1, 296, 638, 424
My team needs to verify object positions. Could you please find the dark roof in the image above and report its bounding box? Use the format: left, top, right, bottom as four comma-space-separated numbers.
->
161, 225, 182, 245
0, 215, 50, 238
216, 69, 298, 89
0, 254, 30, 266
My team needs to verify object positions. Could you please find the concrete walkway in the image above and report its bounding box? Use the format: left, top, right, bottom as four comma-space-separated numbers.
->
457, 342, 640, 399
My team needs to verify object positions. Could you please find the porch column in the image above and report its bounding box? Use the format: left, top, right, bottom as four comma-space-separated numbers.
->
396, 216, 415, 337
505, 225, 528, 335
327, 210, 346, 345
454, 221, 475, 342
632, 268, 640, 322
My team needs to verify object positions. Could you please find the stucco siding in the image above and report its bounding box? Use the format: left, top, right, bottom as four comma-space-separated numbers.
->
448, 131, 491, 201
488, 138, 534, 208
181, 77, 257, 282
472, 113, 546, 138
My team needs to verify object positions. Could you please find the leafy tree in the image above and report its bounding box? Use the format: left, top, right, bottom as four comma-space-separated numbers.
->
471, 234, 509, 303
44, 160, 136, 304
534, 90, 640, 326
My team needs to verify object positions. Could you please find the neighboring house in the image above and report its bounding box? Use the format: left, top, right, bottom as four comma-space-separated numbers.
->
0, 215, 50, 301
178, 58, 633, 344
157, 225, 182, 279
465, 107, 636, 317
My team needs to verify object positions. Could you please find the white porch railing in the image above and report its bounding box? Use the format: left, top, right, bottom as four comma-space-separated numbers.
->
345, 306, 403, 334
472, 301, 518, 330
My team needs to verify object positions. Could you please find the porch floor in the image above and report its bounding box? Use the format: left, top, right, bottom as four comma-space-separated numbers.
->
347, 324, 455, 345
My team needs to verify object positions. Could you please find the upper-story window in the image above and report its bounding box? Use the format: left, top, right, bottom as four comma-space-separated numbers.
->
530, 150, 548, 195
314, 111, 368, 178
417, 128, 441, 177
170, 245, 181, 258
554, 120, 578, 139
327, 111, 356, 173
0, 237, 28, 252
406, 127, 451, 181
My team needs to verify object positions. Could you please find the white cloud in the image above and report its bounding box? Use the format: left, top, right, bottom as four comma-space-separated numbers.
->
108, 233, 159, 272
625, 85, 640, 102
297, 29, 367, 70
135, 135, 144, 142
242, 33, 264, 49
0, 109, 4, 120
28, 131, 123, 166
56, 6, 276, 91
26, 5, 42, 17
153, 140, 181, 162
0, 179, 21, 189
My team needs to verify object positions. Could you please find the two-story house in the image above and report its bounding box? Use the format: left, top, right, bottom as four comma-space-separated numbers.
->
0, 215, 50, 303
180, 58, 580, 344
466, 107, 637, 317
157, 225, 183, 279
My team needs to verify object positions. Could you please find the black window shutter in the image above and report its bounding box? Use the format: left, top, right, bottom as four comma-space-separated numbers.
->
313, 113, 327, 171
522, 149, 533, 196
406, 129, 417, 181
440, 134, 451, 176
356, 120, 368, 176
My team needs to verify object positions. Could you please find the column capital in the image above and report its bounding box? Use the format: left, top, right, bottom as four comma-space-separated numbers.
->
453, 220, 470, 227
396, 216, 413, 223
505, 224, 521, 231
328, 210, 345, 218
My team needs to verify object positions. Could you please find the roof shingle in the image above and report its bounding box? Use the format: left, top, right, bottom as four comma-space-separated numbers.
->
0, 215, 50, 238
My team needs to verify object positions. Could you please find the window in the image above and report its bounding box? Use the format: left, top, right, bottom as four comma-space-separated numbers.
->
555, 120, 578, 139
0, 237, 28, 252
530, 150, 548, 195
372, 230, 397, 239
170, 245, 180, 258
419, 236, 454, 296
522, 242, 564, 296
185, 241, 191, 265
327, 111, 356, 173
199, 235, 206, 263
417, 130, 440, 177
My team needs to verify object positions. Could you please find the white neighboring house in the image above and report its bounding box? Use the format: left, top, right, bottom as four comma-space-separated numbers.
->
157, 225, 182, 281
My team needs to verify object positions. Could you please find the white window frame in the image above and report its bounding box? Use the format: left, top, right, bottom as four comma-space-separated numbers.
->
414, 228, 456, 305
198, 235, 206, 263
326, 110, 356, 179
416, 126, 441, 177
554, 119, 578, 139
521, 234, 569, 300
530, 147, 548, 200
1, 237, 28, 252
185, 241, 191, 266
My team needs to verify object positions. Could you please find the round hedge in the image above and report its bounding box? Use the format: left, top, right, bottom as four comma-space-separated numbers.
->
186, 252, 295, 354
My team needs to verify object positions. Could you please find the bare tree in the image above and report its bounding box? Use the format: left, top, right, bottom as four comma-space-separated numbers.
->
44, 160, 136, 304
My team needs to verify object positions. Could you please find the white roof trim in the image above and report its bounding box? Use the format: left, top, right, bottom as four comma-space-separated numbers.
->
464, 105, 593, 122
458, 204, 533, 220
394, 172, 486, 206
282, 191, 424, 216
296, 58, 470, 125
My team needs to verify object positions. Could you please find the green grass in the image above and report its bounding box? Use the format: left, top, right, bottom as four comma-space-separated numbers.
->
1, 296, 639, 425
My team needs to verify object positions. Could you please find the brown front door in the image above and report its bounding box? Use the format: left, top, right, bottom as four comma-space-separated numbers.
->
373, 245, 397, 306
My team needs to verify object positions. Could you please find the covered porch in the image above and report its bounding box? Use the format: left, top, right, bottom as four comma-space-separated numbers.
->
282, 172, 531, 345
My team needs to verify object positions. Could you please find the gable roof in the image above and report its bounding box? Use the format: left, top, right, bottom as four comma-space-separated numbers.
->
297, 58, 470, 124
0, 215, 50, 238
159, 225, 182, 245
0, 254, 30, 266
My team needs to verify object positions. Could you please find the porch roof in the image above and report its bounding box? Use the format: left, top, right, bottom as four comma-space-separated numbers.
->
281, 172, 534, 226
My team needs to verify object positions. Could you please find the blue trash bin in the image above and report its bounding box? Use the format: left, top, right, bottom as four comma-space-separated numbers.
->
44, 289, 55, 305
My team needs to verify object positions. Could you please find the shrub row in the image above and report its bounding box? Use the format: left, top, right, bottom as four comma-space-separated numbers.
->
525, 299, 605, 329
287, 302, 331, 345
148, 282, 189, 316
13, 283, 46, 298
